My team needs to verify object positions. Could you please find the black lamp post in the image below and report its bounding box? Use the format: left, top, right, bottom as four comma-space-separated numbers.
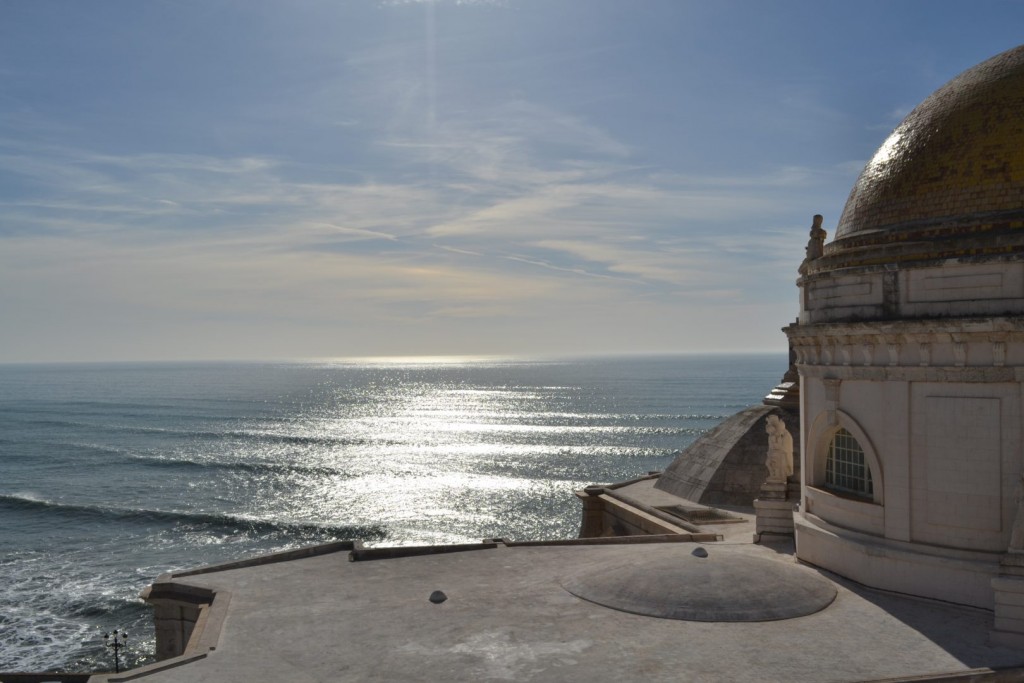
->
103, 629, 127, 673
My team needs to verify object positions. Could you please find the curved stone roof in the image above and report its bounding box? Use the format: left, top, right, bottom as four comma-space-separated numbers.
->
809, 44, 1024, 274
561, 544, 836, 622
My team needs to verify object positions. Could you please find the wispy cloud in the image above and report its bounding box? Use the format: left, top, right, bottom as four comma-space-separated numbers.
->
0, 2, 850, 360
308, 222, 399, 242
0, 125, 814, 317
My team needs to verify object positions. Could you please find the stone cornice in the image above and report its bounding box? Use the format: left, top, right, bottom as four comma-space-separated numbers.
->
784, 317, 1024, 340
803, 217, 1024, 277
783, 317, 1024, 376
796, 364, 1024, 382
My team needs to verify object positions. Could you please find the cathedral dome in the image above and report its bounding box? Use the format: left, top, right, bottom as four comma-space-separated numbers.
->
810, 44, 1024, 274
785, 43, 1024, 622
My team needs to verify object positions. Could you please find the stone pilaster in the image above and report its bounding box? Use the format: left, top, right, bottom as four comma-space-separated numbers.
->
990, 554, 1024, 647
754, 481, 796, 540
142, 579, 215, 660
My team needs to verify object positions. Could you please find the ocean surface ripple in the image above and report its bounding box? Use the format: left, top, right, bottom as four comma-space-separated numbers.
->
0, 354, 782, 673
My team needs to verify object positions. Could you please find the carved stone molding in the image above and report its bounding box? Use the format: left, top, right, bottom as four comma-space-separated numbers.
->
861, 344, 874, 366
799, 364, 1017, 383
953, 342, 967, 367
784, 318, 1024, 372
918, 343, 931, 367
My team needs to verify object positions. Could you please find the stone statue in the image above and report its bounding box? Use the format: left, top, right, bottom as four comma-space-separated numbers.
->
765, 415, 794, 484
798, 214, 827, 275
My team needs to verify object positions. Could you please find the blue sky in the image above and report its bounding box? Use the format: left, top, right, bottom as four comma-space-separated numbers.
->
2, 1, 1022, 362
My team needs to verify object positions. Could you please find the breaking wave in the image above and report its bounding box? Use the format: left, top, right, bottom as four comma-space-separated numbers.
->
0, 493, 385, 540
126, 455, 352, 478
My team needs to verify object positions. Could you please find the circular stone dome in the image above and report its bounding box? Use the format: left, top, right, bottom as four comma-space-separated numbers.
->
810, 44, 1024, 274
561, 545, 837, 622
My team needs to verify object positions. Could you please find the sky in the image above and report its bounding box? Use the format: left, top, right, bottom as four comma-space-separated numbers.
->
2, 1, 1023, 363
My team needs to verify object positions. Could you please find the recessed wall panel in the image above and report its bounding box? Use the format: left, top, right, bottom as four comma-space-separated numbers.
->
923, 396, 1001, 532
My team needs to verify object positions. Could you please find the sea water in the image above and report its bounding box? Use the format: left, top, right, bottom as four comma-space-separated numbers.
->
0, 354, 783, 672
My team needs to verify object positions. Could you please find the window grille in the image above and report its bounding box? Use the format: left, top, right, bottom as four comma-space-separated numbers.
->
825, 428, 873, 498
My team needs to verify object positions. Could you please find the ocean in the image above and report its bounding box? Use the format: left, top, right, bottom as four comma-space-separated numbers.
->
0, 354, 784, 673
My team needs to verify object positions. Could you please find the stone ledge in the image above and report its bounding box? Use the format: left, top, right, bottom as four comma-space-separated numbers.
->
172, 540, 357, 577
349, 542, 498, 562
796, 513, 1000, 609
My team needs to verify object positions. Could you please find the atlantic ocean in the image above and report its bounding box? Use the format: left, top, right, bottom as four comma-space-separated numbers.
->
0, 353, 783, 672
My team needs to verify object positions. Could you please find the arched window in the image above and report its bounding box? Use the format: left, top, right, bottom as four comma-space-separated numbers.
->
825, 428, 873, 498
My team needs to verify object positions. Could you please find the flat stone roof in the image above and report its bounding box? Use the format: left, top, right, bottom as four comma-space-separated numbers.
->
95, 537, 1024, 683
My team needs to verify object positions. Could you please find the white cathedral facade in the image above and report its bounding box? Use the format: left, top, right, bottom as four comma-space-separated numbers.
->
786, 44, 1024, 644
